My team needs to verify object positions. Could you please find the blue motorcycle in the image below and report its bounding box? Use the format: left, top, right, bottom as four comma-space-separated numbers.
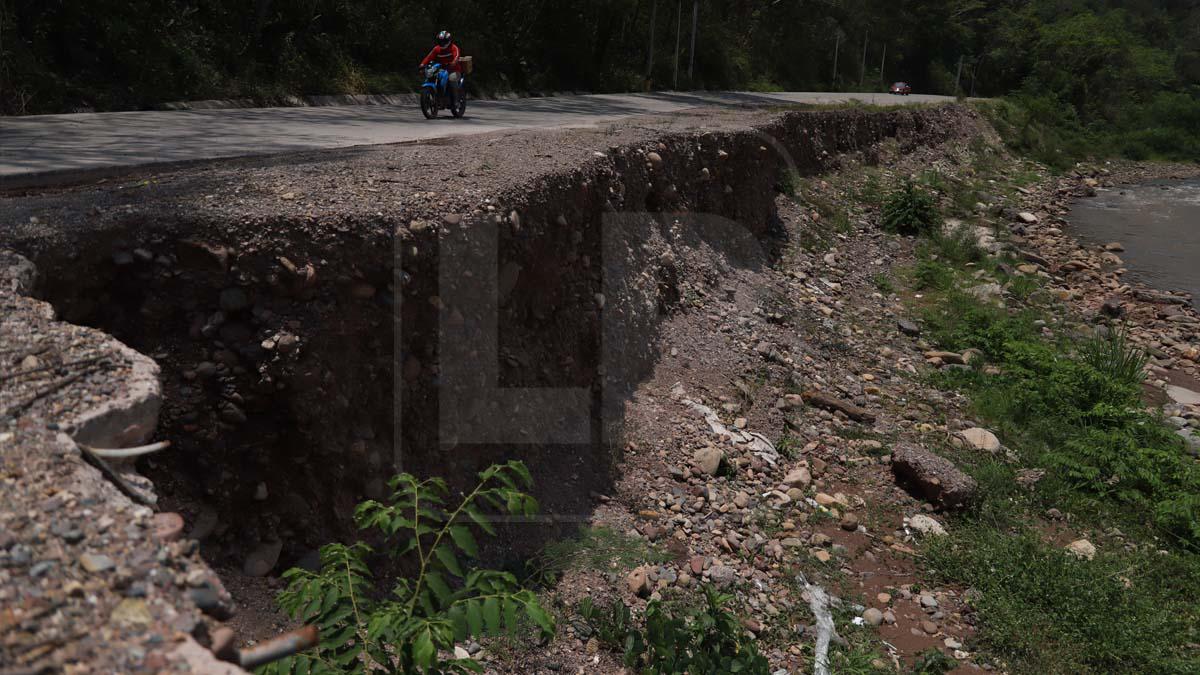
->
419, 63, 466, 119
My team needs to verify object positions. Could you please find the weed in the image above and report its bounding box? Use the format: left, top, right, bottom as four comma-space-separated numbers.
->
911, 648, 959, 674
577, 586, 771, 674
913, 259, 956, 292
882, 180, 941, 236
871, 273, 896, 295
1077, 326, 1148, 388
262, 461, 552, 674
529, 527, 668, 585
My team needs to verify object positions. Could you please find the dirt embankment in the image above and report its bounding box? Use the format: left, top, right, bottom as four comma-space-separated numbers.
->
1, 103, 989, 672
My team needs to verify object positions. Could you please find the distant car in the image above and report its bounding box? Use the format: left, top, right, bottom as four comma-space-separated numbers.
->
889, 82, 912, 96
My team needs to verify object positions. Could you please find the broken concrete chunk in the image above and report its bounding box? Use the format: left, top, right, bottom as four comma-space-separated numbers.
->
891, 443, 977, 508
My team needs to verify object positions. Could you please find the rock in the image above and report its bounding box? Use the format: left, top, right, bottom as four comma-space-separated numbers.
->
1016, 212, 1039, 224
647, 151, 664, 167
243, 540, 283, 577
692, 446, 724, 476
188, 585, 230, 619
898, 319, 921, 337
219, 288, 250, 313
957, 427, 1001, 453
1104, 242, 1125, 252
627, 567, 650, 597
925, 351, 965, 365
812, 550, 831, 563
907, 514, 947, 537
1176, 430, 1200, 456
891, 443, 978, 508
1165, 385, 1200, 407
920, 594, 938, 609
840, 513, 860, 531
783, 467, 812, 487
80, 552, 115, 573
1100, 297, 1125, 318
111, 599, 152, 627
863, 608, 884, 626
801, 390, 876, 423
153, 512, 186, 542
707, 565, 737, 587
814, 493, 838, 507
1066, 539, 1096, 560
876, 593, 892, 604
210, 627, 238, 662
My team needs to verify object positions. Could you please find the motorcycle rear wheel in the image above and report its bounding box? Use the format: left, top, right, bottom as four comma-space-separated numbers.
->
451, 90, 467, 118
420, 90, 437, 119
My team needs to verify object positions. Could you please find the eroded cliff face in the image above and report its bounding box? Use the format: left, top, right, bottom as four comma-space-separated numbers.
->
0, 104, 988, 645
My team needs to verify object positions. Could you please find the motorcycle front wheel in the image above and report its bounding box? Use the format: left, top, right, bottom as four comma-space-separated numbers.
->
420, 90, 437, 119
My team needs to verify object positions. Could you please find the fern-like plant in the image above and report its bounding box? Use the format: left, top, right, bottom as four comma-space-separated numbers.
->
882, 179, 941, 236
260, 461, 554, 674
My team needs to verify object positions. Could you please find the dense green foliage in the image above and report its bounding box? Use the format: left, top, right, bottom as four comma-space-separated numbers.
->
577, 587, 770, 674
881, 180, 940, 236
3, 0, 1199, 161
260, 461, 553, 674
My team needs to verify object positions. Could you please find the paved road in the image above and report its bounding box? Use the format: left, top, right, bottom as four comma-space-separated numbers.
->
0, 91, 952, 184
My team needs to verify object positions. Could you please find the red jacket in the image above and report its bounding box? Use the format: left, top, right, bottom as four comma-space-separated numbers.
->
420, 44, 461, 73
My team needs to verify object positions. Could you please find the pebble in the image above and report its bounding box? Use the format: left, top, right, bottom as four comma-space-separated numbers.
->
921, 620, 939, 634
80, 552, 115, 574
862, 608, 884, 626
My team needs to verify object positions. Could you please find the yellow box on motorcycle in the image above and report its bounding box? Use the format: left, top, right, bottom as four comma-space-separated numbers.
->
459, 56, 474, 75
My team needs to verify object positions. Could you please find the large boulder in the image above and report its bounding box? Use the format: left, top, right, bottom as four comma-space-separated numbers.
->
891, 443, 977, 509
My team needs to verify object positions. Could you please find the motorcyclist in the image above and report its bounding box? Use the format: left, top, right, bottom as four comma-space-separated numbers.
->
418, 31, 464, 93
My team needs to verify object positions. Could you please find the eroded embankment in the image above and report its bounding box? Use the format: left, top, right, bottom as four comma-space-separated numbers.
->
0, 103, 984, 666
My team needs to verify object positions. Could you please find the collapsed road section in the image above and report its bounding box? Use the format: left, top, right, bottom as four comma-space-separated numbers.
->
0, 103, 984, 671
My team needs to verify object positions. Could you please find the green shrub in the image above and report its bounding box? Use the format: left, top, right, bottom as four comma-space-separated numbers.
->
578, 586, 770, 674
913, 259, 955, 291
1077, 327, 1148, 388
882, 180, 941, 236
261, 462, 553, 674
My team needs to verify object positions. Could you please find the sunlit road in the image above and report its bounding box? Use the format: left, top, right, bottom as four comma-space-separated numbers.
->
0, 91, 953, 185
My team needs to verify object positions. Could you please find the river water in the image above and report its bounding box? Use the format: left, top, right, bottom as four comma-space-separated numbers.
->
1070, 178, 1200, 309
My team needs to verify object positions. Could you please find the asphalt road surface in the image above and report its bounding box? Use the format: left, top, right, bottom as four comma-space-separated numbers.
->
0, 91, 953, 185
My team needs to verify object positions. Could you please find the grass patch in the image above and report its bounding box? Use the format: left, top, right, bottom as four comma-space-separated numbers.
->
925, 525, 1200, 674
529, 526, 669, 584
901, 204, 1200, 672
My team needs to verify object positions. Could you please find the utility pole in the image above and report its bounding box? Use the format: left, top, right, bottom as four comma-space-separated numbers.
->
688, 0, 698, 81
859, 29, 869, 87
832, 32, 840, 87
673, 0, 681, 89
647, 0, 657, 89
954, 55, 964, 96
879, 43, 886, 85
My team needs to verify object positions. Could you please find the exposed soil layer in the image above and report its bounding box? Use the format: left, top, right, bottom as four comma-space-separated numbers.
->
1, 103, 992, 670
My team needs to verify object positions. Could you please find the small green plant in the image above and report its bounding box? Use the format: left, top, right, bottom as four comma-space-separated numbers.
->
778, 169, 801, 196
260, 461, 554, 674
871, 273, 895, 295
578, 586, 770, 674
882, 179, 941, 236
1077, 326, 1148, 388
528, 527, 668, 584
911, 648, 958, 674
913, 259, 955, 291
